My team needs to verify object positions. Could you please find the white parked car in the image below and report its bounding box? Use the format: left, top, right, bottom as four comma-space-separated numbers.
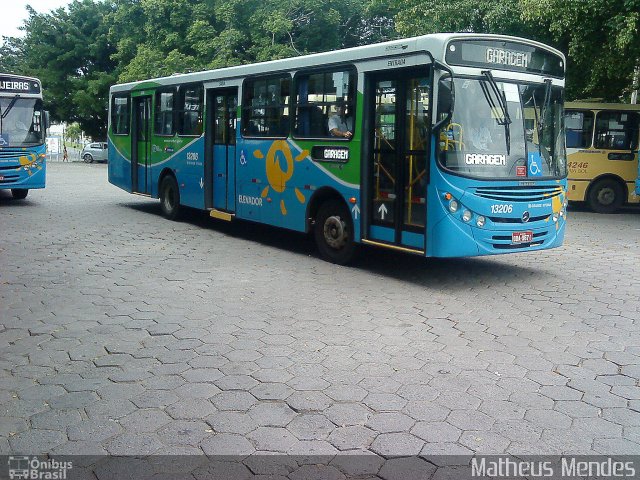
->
81, 142, 108, 163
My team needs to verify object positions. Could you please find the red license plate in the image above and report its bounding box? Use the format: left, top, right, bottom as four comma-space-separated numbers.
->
512, 231, 533, 244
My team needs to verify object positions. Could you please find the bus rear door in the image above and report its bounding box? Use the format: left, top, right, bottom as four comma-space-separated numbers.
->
364, 69, 430, 253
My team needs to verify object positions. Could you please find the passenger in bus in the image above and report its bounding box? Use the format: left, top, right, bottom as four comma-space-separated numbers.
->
328, 101, 353, 139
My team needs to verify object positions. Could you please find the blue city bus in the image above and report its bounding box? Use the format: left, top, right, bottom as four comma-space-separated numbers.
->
0, 74, 47, 199
108, 33, 568, 263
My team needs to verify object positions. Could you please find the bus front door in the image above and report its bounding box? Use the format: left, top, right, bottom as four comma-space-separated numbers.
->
132, 96, 152, 195
366, 71, 430, 252
205, 88, 238, 212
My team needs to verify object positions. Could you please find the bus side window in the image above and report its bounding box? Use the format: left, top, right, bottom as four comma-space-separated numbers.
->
111, 96, 130, 135
242, 75, 291, 138
155, 89, 176, 136
178, 84, 204, 136
293, 68, 356, 139
594, 111, 638, 150
564, 110, 593, 148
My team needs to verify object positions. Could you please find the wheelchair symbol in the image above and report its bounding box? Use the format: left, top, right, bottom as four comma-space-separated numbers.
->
529, 162, 540, 175
239, 150, 247, 166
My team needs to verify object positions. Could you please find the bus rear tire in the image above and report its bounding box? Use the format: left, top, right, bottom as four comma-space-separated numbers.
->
314, 199, 356, 265
587, 178, 623, 213
159, 175, 181, 220
11, 189, 28, 200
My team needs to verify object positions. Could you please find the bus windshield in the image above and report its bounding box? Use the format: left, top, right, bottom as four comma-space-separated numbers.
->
439, 77, 566, 179
0, 97, 44, 147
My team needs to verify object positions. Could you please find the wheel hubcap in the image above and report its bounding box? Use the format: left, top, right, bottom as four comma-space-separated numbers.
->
597, 187, 614, 206
324, 215, 347, 249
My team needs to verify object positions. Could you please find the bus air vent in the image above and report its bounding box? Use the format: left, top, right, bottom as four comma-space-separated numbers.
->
474, 186, 562, 202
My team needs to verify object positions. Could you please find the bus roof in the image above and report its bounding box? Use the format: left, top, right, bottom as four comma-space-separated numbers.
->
566, 101, 640, 112
111, 33, 565, 93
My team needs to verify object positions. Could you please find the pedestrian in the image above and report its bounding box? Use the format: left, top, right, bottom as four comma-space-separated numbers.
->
63, 145, 68, 162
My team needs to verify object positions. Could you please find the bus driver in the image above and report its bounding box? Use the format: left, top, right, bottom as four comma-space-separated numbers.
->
328, 101, 353, 139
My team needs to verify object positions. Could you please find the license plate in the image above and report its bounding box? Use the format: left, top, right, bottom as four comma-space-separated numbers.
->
512, 231, 533, 244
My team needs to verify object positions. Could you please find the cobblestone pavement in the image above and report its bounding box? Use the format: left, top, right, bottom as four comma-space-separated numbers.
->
1, 163, 639, 465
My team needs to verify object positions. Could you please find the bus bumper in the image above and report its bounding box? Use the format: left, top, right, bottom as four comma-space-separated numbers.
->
0, 154, 46, 190
430, 212, 567, 257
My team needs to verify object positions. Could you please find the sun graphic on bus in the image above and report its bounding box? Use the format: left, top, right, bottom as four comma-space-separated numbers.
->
254, 140, 309, 215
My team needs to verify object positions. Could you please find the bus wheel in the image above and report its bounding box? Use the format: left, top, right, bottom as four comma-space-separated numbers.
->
159, 175, 181, 220
314, 199, 356, 265
11, 189, 28, 200
587, 178, 623, 214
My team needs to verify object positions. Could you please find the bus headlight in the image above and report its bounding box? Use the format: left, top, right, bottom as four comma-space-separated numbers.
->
552, 212, 559, 222
462, 210, 472, 222
476, 215, 486, 227
449, 200, 459, 213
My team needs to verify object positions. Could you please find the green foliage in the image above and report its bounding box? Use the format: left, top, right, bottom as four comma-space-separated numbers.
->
0, 0, 637, 134
65, 122, 82, 143
521, 0, 640, 100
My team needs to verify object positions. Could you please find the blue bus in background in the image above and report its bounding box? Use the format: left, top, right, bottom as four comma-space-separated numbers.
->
108, 33, 568, 264
0, 74, 47, 199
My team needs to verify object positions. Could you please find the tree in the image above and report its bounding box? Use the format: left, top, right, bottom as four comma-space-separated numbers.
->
6, 0, 118, 139
65, 122, 82, 144
521, 0, 640, 101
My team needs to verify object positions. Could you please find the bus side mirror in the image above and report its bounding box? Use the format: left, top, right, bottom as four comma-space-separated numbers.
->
433, 74, 454, 131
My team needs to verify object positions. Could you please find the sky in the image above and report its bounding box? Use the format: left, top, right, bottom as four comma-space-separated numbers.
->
1, 0, 71, 40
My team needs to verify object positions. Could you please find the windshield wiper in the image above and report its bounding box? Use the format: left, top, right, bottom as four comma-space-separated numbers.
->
0, 94, 21, 138
533, 80, 553, 171
480, 71, 512, 155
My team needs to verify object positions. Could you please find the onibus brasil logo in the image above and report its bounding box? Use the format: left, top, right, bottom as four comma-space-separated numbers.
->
7, 456, 72, 479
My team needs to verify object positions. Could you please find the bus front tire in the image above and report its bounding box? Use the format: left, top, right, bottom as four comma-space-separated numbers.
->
11, 189, 28, 200
159, 175, 181, 220
587, 178, 623, 214
314, 199, 356, 265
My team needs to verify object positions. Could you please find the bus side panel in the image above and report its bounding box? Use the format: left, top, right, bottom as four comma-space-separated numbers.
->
567, 147, 640, 204
234, 137, 360, 237
151, 136, 206, 209
108, 135, 133, 193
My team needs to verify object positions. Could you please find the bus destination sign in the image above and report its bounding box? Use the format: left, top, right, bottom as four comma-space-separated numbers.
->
312, 146, 349, 163
446, 40, 564, 78
0, 76, 41, 94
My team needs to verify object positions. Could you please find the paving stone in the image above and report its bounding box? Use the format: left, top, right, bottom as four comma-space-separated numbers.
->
156, 420, 212, 446
410, 421, 461, 443
366, 412, 415, 433
288, 414, 335, 440
247, 427, 298, 452
67, 419, 122, 441
327, 425, 376, 450
201, 433, 255, 455
211, 391, 258, 411
248, 402, 296, 427
370, 432, 425, 457
118, 409, 173, 433
205, 411, 258, 435
9, 429, 68, 453
103, 432, 164, 455
287, 391, 332, 411
325, 403, 372, 426
30, 409, 83, 430
251, 383, 294, 401
132, 390, 180, 408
